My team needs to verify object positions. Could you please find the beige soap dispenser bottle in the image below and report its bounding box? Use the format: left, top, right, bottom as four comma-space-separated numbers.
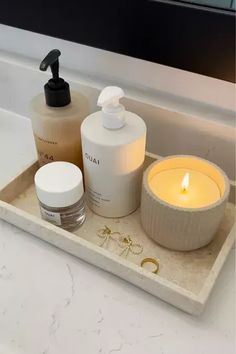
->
30, 49, 89, 169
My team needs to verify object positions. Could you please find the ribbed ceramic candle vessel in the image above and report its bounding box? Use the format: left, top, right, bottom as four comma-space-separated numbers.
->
141, 156, 230, 251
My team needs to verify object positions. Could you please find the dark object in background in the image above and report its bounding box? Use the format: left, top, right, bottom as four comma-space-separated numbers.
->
0, 0, 235, 82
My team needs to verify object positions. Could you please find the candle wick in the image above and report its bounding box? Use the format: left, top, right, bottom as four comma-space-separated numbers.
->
181, 185, 188, 193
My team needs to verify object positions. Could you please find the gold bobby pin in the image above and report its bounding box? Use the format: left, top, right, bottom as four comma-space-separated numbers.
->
141, 258, 159, 274
96, 225, 120, 248
118, 235, 143, 258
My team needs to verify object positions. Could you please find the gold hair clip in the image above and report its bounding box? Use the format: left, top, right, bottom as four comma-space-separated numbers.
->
96, 225, 120, 248
141, 258, 159, 274
118, 235, 143, 258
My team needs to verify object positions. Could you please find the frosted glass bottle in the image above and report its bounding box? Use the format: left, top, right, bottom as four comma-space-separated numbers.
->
81, 86, 146, 218
30, 49, 89, 169
30, 92, 89, 168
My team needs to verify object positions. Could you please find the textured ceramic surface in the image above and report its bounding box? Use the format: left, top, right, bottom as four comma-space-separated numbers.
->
141, 156, 230, 251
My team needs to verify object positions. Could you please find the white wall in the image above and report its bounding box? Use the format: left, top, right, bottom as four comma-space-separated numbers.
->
0, 24, 235, 113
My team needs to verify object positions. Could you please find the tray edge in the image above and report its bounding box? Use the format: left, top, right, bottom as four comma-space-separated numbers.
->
199, 223, 235, 304
0, 155, 235, 316
0, 199, 203, 315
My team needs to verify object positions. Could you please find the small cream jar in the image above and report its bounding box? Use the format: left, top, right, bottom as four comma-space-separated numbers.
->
141, 156, 230, 251
35, 161, 85, 230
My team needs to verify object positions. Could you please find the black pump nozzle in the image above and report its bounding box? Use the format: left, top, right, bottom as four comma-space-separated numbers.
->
40, 49, 61, 81
40, 49, 71, 107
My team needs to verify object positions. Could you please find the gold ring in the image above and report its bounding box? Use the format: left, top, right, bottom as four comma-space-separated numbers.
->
141, 258, 159, 274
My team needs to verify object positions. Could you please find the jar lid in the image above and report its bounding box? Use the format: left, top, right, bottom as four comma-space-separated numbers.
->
34, 162, 84, 208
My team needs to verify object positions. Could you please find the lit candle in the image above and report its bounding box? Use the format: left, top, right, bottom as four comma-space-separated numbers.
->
149, 168, 221, 208
141, 156, 230, 251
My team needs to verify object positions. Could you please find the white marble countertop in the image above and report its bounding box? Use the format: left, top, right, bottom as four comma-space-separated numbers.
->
0, 109, 235, 354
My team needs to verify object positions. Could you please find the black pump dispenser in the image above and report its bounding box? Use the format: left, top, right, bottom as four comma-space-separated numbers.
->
40, 49, 71, 107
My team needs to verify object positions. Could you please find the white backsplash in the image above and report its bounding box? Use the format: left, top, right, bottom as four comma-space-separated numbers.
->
0, 49, 235, 181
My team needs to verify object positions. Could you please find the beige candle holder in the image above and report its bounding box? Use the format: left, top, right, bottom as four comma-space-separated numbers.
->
141, 155, 230, 251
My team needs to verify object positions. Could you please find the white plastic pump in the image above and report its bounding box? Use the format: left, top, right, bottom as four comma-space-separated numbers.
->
97, 86, 125, 129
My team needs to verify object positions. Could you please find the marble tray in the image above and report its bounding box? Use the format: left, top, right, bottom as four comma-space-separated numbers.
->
0, 155, 235, 315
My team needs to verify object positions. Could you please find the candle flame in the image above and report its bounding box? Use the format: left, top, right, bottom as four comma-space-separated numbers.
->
181, 172, 189, 192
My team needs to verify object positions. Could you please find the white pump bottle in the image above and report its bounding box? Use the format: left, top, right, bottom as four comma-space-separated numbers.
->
81, 86, 146, 217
